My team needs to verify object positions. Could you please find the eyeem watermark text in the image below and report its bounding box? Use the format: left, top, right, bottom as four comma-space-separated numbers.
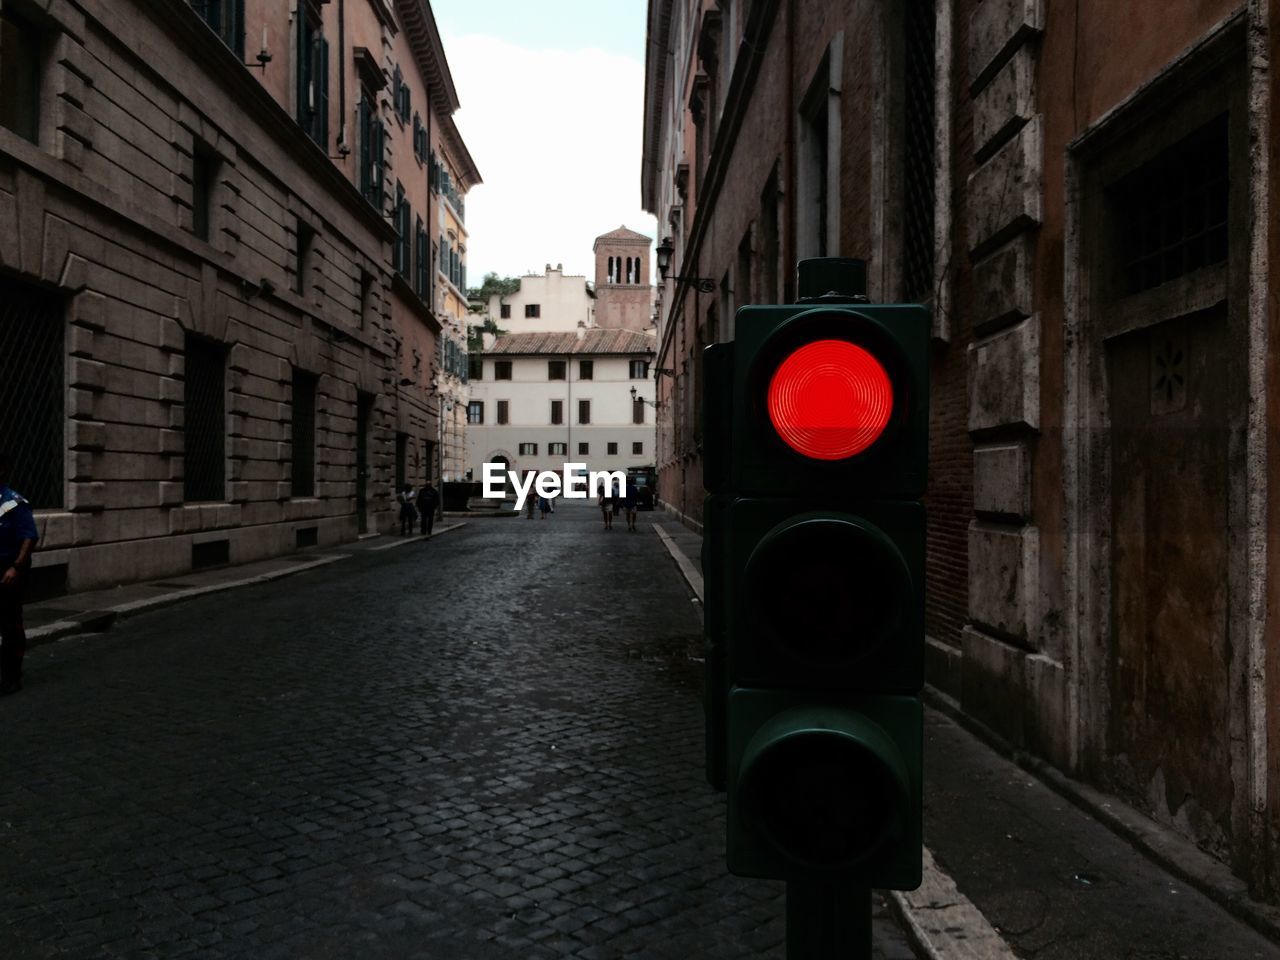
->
483, 462, 625, 512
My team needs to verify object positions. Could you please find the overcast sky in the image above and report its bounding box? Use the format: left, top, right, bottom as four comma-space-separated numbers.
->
433, 0, 657, 285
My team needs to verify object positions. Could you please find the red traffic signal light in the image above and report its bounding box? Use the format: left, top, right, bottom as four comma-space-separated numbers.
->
766, 339, 894, 460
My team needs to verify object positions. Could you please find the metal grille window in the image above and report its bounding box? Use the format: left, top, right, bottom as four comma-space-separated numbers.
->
190, 0, 245, 59
184, 334, 226, 502
1111, 114, 1229, 296
291, 369, 317, 497
0, 279, 63, 508
0, 9, 41, 143
902, 0, 937, 302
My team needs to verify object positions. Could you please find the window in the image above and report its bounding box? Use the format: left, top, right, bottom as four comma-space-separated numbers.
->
578, 400, 591, 425
0, 277, 64, 508
0, 9, 41, 143
525, 304, 541, 318
578, 442, 589, 455
903, 2, 937, 301
295, 7, 329, 148
415, 216, 429, 298
500, 304, 511, 320
395, 432, 408, 491
495, 361, 512, 380
184, 334, 226, 502
359, 269, 374, 331
633, 399, 645, 424
392, 65, 410, 123
629, 360, 650, 379
393, 183, 409, 278
548, 360, 566, 380
291, 369, 317, 497
519, 442, 537, 456
191, 145, 217, 243
1110, 114, 1229, 296
798, 41, 842, 260
607, 442, 618, 455
468, 356, 483, 380
190, 0, 245, 59
412, 112, 426, 162
579, 360, 593, 380
294, 219, 315, 295
550, 400, 563, 425
358, 92, 385, 207
632, 442, 644, 455
496, 400, 509, 425
467, 401, 484, 425
549, 442, 567, 456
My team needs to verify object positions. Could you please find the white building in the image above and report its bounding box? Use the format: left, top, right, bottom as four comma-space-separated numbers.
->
481, 265, 596, 334
466, 329, 658, 483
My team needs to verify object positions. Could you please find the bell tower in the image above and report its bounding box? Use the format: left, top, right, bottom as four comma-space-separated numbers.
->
593, 225, 654, 331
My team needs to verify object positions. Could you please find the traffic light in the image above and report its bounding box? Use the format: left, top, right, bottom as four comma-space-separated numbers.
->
703, 258, 927, 890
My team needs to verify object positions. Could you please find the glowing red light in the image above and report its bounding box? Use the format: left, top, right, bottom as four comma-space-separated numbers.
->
767, 340, 894, 460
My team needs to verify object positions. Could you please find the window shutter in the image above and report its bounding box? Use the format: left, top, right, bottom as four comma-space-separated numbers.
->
358, 96, 371, 198
315, 36, 330, 148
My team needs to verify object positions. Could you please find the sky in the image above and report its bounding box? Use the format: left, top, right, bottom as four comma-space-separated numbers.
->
433, 0, 657, 285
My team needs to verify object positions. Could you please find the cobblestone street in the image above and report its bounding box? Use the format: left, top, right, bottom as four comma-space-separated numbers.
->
0, 503, 911, 959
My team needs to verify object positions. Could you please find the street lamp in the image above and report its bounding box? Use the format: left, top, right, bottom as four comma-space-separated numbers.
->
655, 236, 715, 293
630, 385, 661, 408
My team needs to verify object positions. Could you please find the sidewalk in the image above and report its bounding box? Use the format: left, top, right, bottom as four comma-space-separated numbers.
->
23, 523, 466, 647
652, 515, 1280, 959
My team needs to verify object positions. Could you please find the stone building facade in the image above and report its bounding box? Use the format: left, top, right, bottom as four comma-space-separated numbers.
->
465, 329, 658, 484
477, 264, 596, 336
0, 0, 476, 593
643, 0, 1280, 899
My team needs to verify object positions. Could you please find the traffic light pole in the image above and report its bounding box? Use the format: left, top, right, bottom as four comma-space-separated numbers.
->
785, 882, 872, 959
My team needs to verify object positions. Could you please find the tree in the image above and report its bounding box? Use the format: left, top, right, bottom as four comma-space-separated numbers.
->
468, 272, 521, 301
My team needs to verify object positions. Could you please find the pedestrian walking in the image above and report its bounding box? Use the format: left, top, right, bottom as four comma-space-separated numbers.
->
416, 482, 439, 536
397, 484, 418, 536
624, 478, 639, 532
0, 452, 38, 696
598, 489, 613, 530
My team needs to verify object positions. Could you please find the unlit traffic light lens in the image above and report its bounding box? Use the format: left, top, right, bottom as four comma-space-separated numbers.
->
766, 339, 893, 460
741, 730, 905, 870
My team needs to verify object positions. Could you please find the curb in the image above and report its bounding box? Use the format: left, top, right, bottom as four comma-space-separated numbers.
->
27, 553, 348, 647
364, 522, 468, 551
922, 685, 1280, 945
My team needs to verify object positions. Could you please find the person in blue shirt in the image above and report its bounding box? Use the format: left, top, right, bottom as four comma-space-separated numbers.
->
0, 452, 39, 695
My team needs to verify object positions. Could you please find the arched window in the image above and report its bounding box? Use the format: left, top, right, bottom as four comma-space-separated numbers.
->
607, 256, 614, 283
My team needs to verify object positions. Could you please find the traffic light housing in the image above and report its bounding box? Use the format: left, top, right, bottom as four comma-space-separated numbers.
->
702, 258, 927, 890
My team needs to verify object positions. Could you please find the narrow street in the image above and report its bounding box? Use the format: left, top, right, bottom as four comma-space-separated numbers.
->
0, 503, 909, 959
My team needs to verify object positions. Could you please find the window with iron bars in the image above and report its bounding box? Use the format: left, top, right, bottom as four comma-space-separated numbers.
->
358, 92, 385, 208
902, 0, 937, 303
190, 0, 244, 59
183, 334, 226, 502
1109, 113, 1229, 297
291, 369, 317, 498
0, 277, 64, 509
